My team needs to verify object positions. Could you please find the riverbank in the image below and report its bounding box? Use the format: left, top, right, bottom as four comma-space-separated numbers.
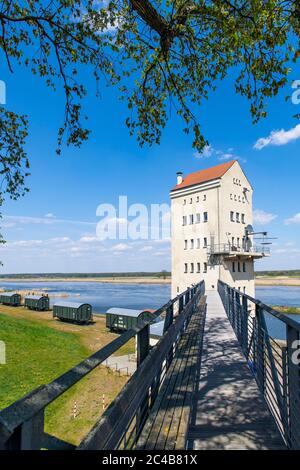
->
0, 288, 80, 299
1, 276, 300, 287
255, 277, 300, 287
0, 276, 171, 284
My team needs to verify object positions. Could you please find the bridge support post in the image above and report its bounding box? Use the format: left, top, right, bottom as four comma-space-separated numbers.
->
136, 324, 150, 438
286, 325, 300, 449
255, 305, 265, 392
3, 409, 45, 450
231, 289, 236, 332
179, 295, 184, 314
235, 292, 241, 342
242, 296, 249, 358
281, 346, 289, 445
164, 304, 174, 369
185, 289, 190, 305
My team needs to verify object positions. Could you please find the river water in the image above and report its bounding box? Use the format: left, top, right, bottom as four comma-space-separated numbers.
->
0, 281, 299, 339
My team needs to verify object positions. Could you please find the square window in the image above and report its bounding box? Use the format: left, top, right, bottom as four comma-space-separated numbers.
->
183, 216, 187, 226
184, 263, 188, 273
241, 214, 245, 224
190, 239, 194, 249
203, 195, 206, 201
191, 263, 194, 273
203, 262, 207, 273
236, 212, 240, 223
197, 238, 200, 249
203, 237, 208, 248
197, 263, 201, 273
184, 240, 188, 250
203, 212, 208, 222
196, 213, 201, 224
189, 214, 194, 225
230, 211, 234, 222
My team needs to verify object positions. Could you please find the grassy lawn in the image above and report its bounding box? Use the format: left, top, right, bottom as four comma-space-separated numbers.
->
0, 306, 134, 446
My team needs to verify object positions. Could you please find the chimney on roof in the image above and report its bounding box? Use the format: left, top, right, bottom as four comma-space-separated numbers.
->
176, 172, 183, 185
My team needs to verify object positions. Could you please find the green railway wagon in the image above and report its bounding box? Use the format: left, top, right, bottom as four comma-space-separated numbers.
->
53, 301, 93, 324
24, 295, 50, 311
106, 308, 157, 332
0, 292, 21, 306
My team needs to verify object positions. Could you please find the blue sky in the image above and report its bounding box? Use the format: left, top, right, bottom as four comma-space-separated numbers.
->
0, 59, 300, 274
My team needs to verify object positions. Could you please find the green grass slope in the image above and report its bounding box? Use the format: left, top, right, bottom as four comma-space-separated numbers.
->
0, 312, 88, 409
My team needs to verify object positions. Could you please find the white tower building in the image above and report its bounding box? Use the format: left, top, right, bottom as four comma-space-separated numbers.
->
170, 160, 269, 298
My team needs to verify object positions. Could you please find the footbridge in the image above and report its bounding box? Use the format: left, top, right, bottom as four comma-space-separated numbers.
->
0, 281, 299, 450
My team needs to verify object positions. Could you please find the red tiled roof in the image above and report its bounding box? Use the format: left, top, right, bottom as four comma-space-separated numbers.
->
171, 160, 237, 191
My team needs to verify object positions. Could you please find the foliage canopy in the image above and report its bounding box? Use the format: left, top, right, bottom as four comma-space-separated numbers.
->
0, 1, 300, 207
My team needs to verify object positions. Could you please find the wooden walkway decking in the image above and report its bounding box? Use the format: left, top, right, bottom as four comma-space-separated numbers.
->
187, 290, 286, 450
136, 299, 206, 450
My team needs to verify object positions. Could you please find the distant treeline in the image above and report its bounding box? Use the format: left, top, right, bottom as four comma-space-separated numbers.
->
0, 271, 171, 279
255, 270, 300, 277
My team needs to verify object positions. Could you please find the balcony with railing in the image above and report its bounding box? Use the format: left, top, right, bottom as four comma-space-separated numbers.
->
208, 243, 270, 260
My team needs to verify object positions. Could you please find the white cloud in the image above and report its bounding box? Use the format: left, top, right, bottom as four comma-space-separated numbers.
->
44, 213, 55, 218
217, 152, 235, 161
140, 246, 153, 252
254, 124, 300, 150
9, 239, 43, 247
79, 236, 99, 243
194, 145, 214, 159
194, 145, 244, 162
152, 237, 171, 244
49, 237, 70, 243
253, 210, 277, 225
111, 243, 132, 252
274, 247, 300, 255
2, 214, 96, 227
284, 213, 300, 225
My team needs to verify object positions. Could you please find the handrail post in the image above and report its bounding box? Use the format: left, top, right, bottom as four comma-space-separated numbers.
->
281, 346, 289, 446
137, 324, 150, 368
286, 325, 300, 449
242, 296, 249, 358
185, 289, 190, 305
231, 289, 235, 330
3, 409, 45, 450
136, 323, 150, 438
164, 304, 174, 368
235, 291, 241, 341
179, 295, 184, 314
255, 305, 265, 392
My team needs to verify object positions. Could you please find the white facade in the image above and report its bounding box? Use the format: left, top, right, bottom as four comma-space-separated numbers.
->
171, 161, 268, 298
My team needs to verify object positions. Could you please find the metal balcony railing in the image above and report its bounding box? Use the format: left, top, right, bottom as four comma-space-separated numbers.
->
209, 243, 270, 256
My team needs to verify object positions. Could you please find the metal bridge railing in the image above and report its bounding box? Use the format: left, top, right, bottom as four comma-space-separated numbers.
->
218, 280, 300, 450
0, 281, 205, 450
